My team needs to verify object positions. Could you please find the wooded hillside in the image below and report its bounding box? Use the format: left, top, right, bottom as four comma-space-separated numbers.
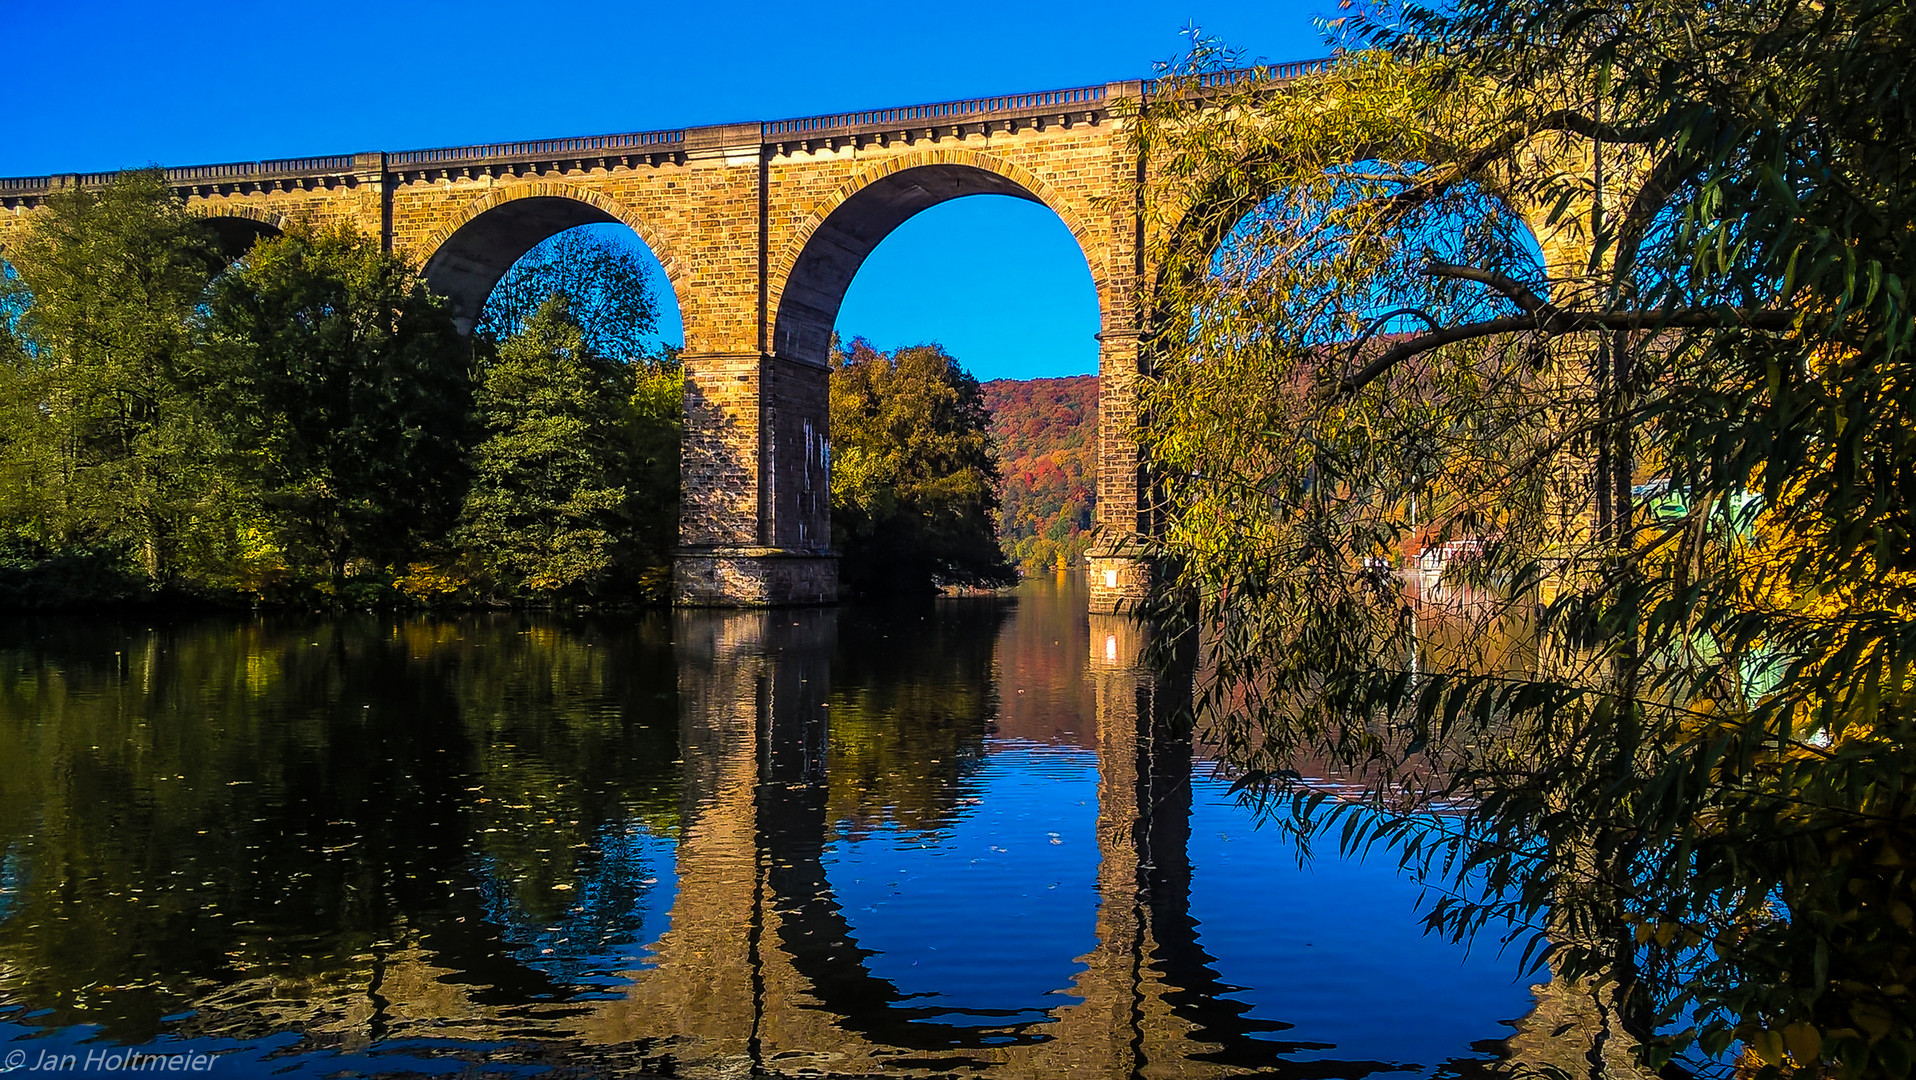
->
980, 375, 1097, 572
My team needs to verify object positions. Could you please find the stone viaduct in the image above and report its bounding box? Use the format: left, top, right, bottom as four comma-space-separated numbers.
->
3, 69, 1301, 612
0, 60, 1615, 612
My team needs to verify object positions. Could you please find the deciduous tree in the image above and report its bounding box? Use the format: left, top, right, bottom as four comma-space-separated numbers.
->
475, 227, 664, 365
0, 171, 228, 583
458, 297, 659, 600
830, 339, 1015, 595
200, 224, 474, 592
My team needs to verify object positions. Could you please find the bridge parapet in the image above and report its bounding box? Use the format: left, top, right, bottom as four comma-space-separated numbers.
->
760, 80, 1115, 156
0, 61, 1340, 209
753, 57, 1332, 155
0, 155, 373, 208
389, 129, 684, 167
1144, 56, 1333, 96
164, 155, 362, 182
0, 176, 51, 198
387, 128, 688, 182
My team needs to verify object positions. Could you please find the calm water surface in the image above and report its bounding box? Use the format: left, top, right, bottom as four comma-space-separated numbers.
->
0, 576, 1540, 1077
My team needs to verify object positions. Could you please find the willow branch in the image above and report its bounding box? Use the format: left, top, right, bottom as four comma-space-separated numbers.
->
1425, 261, 1550, 312
1337, 306, 1797, 396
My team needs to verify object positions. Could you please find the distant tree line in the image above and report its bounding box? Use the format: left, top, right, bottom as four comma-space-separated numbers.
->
979, 375, 1097, 573
0, 173, 1014, 609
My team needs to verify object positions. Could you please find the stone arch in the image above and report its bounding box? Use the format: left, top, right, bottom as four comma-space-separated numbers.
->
769, 149, 1109, 366
419, 182, 692, 336
190, 204, 288, 259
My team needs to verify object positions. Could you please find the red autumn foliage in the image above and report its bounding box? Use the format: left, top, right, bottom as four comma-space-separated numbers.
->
979, 375, 1099, 572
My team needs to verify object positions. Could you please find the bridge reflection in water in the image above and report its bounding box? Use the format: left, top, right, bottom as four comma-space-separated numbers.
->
574, 603, 1436, 1078
0, 582, 1544, 1078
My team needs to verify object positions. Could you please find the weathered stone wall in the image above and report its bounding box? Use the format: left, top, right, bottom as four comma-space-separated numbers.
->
0, 208, 32, 258
674, 549, 838, 607
680, 351, 766, 549
185, 183, 383, 245
1088, 327, 1151, 614
1087, 547, 1153, 617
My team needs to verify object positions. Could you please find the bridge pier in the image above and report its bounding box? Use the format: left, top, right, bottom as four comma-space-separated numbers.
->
673, 548, 838, 607
674, 351, 837, 606
1088, 326, 1155, 616
1086, 542, 1152, 617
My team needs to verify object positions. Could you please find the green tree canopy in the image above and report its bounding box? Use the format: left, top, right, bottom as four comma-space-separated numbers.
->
1135, 5, 1916, 1074
200, 224, 474, 590
475, 227, 666, 365
459, 296, 660, 600
830, 338, 1015, 596
0, 171, 243, 588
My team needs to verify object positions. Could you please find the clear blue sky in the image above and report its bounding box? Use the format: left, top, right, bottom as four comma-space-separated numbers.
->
1, 0, 1334, 380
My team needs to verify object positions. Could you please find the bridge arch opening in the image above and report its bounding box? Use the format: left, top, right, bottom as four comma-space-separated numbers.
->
416, 200, 688, 600
1189, 160, 1550, 346
772, 162, 1103, 371
421, 193, 686, 346
198, 213, 283, 261
776, 161, 1105, 578
1175, 161, 1554, 580
468, 221, 684, 363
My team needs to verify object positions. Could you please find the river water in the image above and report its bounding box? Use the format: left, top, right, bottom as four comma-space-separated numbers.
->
0, 575, 1543, 1078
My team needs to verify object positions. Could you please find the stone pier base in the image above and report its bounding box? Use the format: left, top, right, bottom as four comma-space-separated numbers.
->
1086, 542, 1152, 615
673, 547, 838, 607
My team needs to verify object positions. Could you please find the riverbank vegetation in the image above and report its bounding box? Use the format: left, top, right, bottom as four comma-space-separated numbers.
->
1138, 3, 1914, 1074
0, 176, 1016, 608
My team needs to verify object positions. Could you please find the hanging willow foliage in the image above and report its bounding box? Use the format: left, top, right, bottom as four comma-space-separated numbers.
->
1125, 3, 1916, 1074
